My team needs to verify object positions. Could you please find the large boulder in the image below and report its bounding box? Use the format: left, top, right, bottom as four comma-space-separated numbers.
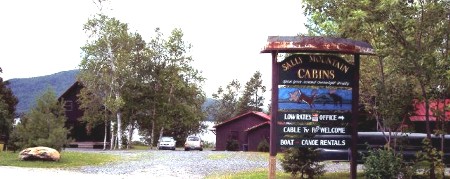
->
19, 146, 60, 161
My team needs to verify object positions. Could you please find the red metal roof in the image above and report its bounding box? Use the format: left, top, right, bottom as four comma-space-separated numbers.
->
260, 36, 376, 55
410, 99, 450, 121
214, 111, 270, 128
244, 121, 270, 132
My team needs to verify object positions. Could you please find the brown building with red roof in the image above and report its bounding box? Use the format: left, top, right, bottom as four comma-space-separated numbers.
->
214, 111, 270, 151
245, 121, 270, 151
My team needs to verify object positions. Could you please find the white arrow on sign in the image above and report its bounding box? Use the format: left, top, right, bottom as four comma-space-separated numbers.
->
338, 116, 345, 120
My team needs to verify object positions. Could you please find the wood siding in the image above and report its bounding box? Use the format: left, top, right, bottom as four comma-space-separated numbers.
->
247, 124, 270, 151
215, 112, 269, 151
59, 82, 109, 143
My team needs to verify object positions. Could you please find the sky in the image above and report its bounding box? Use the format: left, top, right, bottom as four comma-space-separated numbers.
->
0, 0, 307, 99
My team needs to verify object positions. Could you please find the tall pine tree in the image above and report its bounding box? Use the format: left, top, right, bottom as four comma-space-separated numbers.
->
0, 67, 18, 150
236, 71, 266, 114
11, 89, 70, 151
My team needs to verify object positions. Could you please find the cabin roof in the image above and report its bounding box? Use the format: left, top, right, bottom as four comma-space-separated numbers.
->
244, 121, 270, 132
214, 111, 270, 128
58, 81, 82, 100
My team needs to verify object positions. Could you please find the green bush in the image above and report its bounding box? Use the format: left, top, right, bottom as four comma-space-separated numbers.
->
202, 140, 215, 149
415, 138, 445, 179
257, 138, 269, 152
280, 147, 325, 179
226, 139, 239, 151
363, 147, 413, 179
132, 140, 146, 146
10, 89, 71, 151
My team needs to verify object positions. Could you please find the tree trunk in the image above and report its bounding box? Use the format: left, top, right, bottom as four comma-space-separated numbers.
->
441, 133, 445, 178
110, 120, 115, 150
103, 119, 107, 150
127, 122, 134, 149
158, 127, 164, 143
117, 111, 122, 149
420, 84, 435, 179
149, 105, 156, 150
150, 119, 155, 150
116, 92, 123, 150
387, 129, 392, 150
440, 99, 447, 179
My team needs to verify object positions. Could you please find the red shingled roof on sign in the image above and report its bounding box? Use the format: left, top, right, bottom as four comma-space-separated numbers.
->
260, 36, 376, 55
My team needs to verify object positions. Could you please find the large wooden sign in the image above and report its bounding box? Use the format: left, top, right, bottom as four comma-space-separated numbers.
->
262, 36, 374, 179
279, 54, 354, 87
277, 54, 353, 148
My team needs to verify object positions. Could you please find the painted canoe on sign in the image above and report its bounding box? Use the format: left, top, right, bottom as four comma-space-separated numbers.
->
278, 87, 352, 111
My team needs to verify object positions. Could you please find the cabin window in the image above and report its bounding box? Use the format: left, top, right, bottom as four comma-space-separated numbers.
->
64, 100, 73, 111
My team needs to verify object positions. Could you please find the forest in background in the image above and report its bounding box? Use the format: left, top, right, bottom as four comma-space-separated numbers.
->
6, 69, 215, 121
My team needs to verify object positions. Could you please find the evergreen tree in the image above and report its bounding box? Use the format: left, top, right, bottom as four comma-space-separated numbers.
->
0, 67, 18, 149
208, 71, 267, 124
281, 147, 325, 178
236, 71, 266, 114
11, 89, 71, 151
207, 79, 241, 124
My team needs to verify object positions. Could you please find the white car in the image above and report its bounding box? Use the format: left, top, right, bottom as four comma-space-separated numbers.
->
158, 136, 176, 150
184, 136, 203, 151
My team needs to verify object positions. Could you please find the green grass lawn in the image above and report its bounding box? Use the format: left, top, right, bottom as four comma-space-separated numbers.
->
1, 149, 448, 179
207, 169, 450, 179
130, 144, 149, 150
0, 150, 119, 168
206, 169, 365, 179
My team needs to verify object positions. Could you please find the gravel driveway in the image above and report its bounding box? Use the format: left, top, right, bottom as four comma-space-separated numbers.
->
0, 148, 364, 179
71, 149, 276, 178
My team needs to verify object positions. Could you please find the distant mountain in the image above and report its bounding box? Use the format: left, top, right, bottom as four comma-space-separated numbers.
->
202, 98, 216, 121
7, 70, 79, 114
7, 69, 216, 121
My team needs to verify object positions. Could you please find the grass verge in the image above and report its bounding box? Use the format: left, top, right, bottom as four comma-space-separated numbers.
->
130, 144, 149, 150
207, 169, 450, 179
206, 169, 365, 179
208, 153, 232, 160
0, 150, 119, 168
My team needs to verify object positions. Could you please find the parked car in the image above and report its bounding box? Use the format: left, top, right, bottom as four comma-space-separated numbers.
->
158, 136, 176, 150
184, 136, 203, 151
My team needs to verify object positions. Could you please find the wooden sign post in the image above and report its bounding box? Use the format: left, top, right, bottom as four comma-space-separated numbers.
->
261, 36, 375, 179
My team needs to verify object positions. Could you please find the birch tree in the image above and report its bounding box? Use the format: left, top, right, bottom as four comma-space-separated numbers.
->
79, 14, 138, 149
